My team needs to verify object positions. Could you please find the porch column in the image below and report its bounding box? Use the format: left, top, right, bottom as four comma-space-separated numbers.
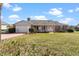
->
53, 24, 56, 32
38, 26, 42, 32
27, 26, 31, 33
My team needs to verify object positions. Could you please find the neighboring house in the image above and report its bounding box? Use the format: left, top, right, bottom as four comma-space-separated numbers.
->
15, 18, 68, 33
1, 21, 9, 33
75, 24, 79, 31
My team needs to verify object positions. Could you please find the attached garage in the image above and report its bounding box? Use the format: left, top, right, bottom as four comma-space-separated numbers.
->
15, 20, 31, 33
16, 25, 31, 33
16, 26, 26, 32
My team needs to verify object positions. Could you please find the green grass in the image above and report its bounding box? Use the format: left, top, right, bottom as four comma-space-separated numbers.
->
0, 32, 79, 56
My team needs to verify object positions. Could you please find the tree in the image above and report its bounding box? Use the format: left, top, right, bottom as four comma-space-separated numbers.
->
8, 24, 15, 33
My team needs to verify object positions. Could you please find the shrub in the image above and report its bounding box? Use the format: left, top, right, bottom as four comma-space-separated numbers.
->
29, 28, 34, 33
75, 27, 79, 31
58, 30, 66, 33
75, 29, 79, 31
67, 29, 74, 32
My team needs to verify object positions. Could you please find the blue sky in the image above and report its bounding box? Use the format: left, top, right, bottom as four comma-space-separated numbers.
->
1, 3, 79, 25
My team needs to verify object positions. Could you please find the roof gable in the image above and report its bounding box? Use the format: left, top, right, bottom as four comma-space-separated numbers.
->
15, 20, 31, 26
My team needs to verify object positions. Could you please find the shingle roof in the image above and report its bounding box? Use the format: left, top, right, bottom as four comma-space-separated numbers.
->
29, 20, 62, 25
15, 20, 64, 26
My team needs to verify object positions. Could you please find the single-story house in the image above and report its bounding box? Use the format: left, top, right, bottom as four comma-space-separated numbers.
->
1, 20, 9, 33
15, 18, 68, 33
75, 24, 79, 31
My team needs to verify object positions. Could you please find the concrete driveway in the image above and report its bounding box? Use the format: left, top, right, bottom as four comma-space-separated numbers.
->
1, 33, 24, 40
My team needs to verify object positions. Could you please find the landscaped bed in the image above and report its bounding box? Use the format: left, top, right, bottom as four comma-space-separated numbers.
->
0, 32, 79, 56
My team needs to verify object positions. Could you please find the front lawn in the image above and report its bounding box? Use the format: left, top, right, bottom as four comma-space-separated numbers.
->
0, 32, 79, 56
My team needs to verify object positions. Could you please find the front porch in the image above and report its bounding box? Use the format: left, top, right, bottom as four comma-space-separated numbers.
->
30, 25, 55, 33
30, 25, 47, 33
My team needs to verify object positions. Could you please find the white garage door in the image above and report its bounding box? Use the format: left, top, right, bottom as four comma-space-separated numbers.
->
16, 26, 30, 33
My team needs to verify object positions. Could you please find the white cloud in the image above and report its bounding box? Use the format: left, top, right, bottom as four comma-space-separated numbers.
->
16, 19, 21, 22
59, 18, 74, 24
8, 14, 21, 22
3, 3, 12, 9
3, 3, 22, 12
68, 8, 79, 13
75, 7, 79, 12
57, 15, 64, 17
68, 9, 74, 13
49, 8, 63, 16
9, 14, 20, 19
13, 5, 22, 12
30, 16, 48, 20
58, 8, 63, 10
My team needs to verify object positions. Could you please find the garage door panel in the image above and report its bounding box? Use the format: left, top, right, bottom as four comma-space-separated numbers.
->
16, 26, 29, 33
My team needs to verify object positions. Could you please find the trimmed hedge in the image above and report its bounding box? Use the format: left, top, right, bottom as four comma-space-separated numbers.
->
67, 29, 74, 32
